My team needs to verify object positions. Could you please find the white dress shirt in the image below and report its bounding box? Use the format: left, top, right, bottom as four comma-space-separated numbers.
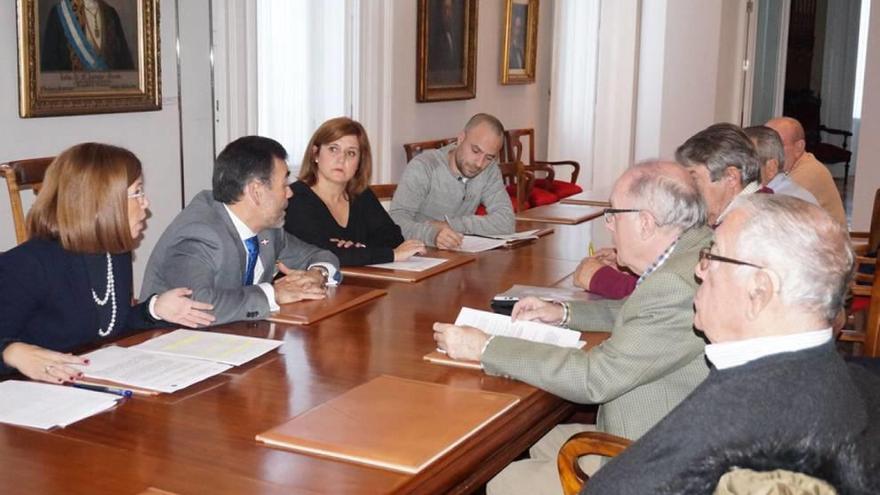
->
705, 328, 832, 370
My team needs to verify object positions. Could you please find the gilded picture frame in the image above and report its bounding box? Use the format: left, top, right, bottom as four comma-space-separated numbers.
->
416, 0, 478, 102
16, 0, 161, 118
501, 0, 538, 85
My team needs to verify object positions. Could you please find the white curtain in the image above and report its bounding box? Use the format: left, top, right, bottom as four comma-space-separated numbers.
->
547, 0, 601, 190
256, 0, 356, 175
820, 0, 862, 134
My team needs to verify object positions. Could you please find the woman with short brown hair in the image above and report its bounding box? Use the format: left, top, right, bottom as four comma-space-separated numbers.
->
0, 143, 214, 383
285, 117, 425, 266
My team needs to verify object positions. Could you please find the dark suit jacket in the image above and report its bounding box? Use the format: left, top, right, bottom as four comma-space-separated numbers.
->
141, 190, 339, 325
0, 238, 155, 374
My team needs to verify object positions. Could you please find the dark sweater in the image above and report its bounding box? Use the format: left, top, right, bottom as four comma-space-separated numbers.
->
284, 181, 404, 266
584, 343, 873, 494
0, 238, 157, 374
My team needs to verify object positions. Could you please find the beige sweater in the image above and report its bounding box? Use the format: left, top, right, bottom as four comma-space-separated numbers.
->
788, 152, 847, 225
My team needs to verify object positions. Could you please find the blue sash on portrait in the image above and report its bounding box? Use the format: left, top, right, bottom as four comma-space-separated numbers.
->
57, 0, 109, 70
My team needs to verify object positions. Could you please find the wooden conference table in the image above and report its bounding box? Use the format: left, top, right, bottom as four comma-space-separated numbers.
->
0, 220, 598, 495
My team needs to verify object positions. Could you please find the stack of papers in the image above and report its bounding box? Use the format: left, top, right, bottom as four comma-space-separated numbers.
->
455, 230, 542, 253
368, 256, 447, 272
454, 307, 584, 348
75, 330, 283, 394
0, 381, 122, 429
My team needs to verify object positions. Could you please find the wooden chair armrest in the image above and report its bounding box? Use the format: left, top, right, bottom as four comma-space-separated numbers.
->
535, 159, 581, 183
852, 286, 872, 298
524, 163, 556, 184
850, 231, 869, 239
558, 431, 632, 495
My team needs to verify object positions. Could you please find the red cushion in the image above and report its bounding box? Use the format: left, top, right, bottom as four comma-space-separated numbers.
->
534, 179, 583, 199
475, 186, 530, 215
529, 186, 558, 206
851, 296, 870, 313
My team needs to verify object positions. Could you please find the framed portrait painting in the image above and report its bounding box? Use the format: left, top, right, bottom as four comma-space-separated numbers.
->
416, 0, 478, 102
16, 0, 161, 117
501, 0, 538, 85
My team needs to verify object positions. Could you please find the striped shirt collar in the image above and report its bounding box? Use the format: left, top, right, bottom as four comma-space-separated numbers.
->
636, 235, 680, 286
705, 328, 832, 370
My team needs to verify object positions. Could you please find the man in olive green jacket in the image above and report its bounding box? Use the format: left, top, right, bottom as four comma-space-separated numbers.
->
434, 161, 711, 495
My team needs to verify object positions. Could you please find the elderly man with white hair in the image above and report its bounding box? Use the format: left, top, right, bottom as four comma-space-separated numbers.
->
434, 161, 712, 495
583, 194, 874, 494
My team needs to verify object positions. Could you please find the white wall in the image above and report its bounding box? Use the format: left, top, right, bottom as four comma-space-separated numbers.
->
386, 0, 555, 179
0, 0, 214, 291
635, 0, 726, 161
852, 1, 880, 229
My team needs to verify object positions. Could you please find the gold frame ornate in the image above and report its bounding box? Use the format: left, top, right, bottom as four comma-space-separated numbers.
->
16, 0, 161, 118
500, 0, 538, 85
416, 0, 478, 102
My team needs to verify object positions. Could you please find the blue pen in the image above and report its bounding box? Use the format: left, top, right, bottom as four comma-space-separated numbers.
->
71, 382, 133, 398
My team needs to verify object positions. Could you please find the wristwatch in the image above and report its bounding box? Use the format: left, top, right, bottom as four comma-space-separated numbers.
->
309, 265, 330, 284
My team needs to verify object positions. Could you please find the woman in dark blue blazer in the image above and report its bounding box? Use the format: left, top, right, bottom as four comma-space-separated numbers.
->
0, 143, 214, 382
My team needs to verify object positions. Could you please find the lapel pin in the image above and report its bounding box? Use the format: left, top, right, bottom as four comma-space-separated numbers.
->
260, 239, 269, 246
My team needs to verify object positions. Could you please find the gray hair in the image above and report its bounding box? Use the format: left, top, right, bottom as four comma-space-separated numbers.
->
744, 125, 786, 170
626, 161, 707, 232
675, 123, 761, 187
728, 194, 854, 323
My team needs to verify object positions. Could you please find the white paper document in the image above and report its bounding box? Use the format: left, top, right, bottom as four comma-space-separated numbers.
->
77, 346, 232, 393
0, 381, 120, 429
131, 329, 283, 366
455, 236, 507, 253
454, 307, 585, 349
368, 256, 447, 272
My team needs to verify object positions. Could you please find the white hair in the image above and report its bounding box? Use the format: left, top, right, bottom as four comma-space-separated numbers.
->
627, 161, 707, 232
729, 194, 853, 323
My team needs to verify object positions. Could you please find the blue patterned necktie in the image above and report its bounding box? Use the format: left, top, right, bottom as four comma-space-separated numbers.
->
243, 235, 259, 286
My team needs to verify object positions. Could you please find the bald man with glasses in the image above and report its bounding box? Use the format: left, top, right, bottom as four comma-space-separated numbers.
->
434, 161, 713, 495
584, 194, 876, 494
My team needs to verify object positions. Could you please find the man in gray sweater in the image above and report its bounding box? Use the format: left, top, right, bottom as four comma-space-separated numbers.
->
390, 113, 515, 249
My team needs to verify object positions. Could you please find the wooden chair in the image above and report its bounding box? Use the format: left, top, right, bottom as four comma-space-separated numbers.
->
499, 161, 533, 213
557, 431, 632, 495
1, 157, 54, 244
504, 128, 582, 205
839, 188, 880, 352
369, 184, 397, 201
403, 137, 458, 162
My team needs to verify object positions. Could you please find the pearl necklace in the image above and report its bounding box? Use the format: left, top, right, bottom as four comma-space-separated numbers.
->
92, 253, 117, 337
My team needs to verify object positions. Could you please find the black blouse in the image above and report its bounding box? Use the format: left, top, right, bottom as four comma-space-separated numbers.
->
284, 181, 405, 266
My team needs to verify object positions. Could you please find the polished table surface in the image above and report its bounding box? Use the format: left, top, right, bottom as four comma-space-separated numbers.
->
0, 221, 596, 495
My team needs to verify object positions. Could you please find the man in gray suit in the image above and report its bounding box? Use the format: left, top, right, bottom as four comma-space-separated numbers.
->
141, 136, 340, 326
434, 161, 711, 495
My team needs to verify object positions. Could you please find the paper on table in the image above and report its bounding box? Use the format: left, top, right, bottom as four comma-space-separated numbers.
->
0, 381, 120, 429
77, 346, 231, 393
454, 307, 584, 348
455, 236, 507, 253
131, 329, 283, 366
368, 256, 447, 272
479, 229, 540, 241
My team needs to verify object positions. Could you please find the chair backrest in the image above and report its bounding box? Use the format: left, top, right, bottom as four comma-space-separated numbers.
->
863, 263, 880, 358
498, 161, 532, 212
369, 183, 397, 211
504, 128, 536, 165
403, 137, 458, 163
1, 157, 54, 244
